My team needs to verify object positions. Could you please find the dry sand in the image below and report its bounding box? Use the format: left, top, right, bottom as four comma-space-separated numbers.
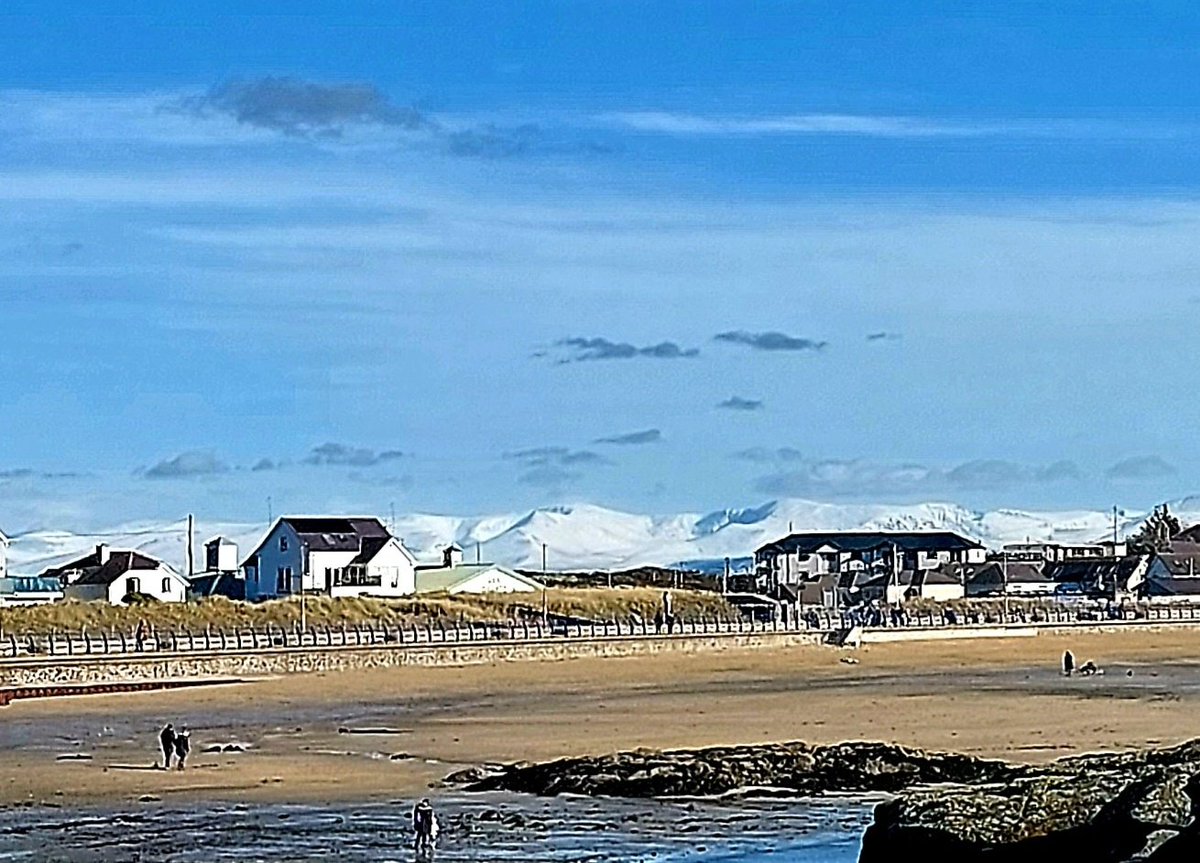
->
2, 628, 1199, 806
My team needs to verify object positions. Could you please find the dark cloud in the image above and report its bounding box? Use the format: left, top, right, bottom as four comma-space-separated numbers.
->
143, 450, 229, 480
714, 331, 827, 352
0, 468, 35, 480
866, 331, 902, 342
517, 465, 580, 488
303, 443, 405, 468
594, 429, 662, 446
180, 76, 611, 160
717, 396, 764, 411
251, 458, 280, 472
1106, 455, 1177, 481
553, 337, 699, 362
184, 76, 428, 138
505, 446, 610, 468
733, 446, 805, 464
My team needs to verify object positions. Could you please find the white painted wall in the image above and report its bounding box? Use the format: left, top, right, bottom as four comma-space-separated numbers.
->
447, 567, 539, 595
329, 538, 417, 599
64, 566, 187, 605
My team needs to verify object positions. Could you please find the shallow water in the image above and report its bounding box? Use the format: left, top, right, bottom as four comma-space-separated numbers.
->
0, 794, 870, 862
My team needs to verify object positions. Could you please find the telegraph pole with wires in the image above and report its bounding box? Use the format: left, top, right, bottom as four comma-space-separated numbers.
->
541, 543, 548, 625
299, 540, 308, 632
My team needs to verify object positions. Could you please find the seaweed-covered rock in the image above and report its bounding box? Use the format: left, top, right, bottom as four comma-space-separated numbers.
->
448, 740, 1017, 798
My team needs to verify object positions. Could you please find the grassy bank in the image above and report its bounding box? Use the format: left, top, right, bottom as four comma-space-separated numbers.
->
0, 588, 740, 636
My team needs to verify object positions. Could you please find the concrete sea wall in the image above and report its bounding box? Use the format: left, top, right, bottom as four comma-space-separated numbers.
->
0, 631, 825, 689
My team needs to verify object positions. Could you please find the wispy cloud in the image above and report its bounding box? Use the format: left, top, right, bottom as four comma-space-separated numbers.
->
516, 464, 580, 488
1105, 455, 1176, 481
753, 457, 1082, 497
303, 442, 404, 468
505, 446, 610, 467
594, 429, 662, 446
601, 111, 1188, 140
714, 331, 827, 352
733, 447, 806, 464
717, 396, 764, 411
142, 450, 229, 480
866, 331, 902, 342
552, 337, 700, 362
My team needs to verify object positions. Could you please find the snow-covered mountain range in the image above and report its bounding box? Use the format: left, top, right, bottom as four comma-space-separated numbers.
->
7, 497, 1197, 578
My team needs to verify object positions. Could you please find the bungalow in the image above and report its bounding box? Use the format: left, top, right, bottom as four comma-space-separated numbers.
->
42, 544, 188, 605
1139, 547, 1200, 603
754, 531, 985, 595
414, 545, 543, 595
0, 575, 63, 607
240, 516, 415, 601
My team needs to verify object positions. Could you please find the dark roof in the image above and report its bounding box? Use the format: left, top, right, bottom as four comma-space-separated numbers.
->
757, 531, 983, 557
1152, 553, 1200, 577
188, 572, 245, 600
1143, 577, 1200, 597
282, 517, 389, 551
40, 549, 167, 586
347, 535, 392, 566
965, 561, 1052, 586
244, 517, 391, 563
913, 569, 963, 587
1048, 557, 1143, 584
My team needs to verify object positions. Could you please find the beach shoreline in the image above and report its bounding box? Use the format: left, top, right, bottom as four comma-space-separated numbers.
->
2, 628, 1199, 808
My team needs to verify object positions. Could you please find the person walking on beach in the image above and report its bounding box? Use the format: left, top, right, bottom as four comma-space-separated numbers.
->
174, 727, 191, 770
159, 723, 175, 769
1062, 649, 1075, 676
412, 797, 438, 852
135, 619, 147, 651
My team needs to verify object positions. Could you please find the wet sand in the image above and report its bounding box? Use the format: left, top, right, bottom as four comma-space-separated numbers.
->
2, 628, 1199, 806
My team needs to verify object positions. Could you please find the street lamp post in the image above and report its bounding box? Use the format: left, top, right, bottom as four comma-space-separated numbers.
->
541, 543, 548, 626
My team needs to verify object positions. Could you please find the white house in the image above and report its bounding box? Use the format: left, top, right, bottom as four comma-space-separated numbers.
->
328, 535, 417, 598
241, 516, 415, 601
414, 545, 544, 595
42, 544, 188, 605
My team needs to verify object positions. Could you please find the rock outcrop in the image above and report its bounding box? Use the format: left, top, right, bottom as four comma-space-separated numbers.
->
446, 739, 1200, 861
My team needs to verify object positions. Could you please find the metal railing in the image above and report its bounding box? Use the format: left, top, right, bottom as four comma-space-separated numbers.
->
2, 603, 1199, 661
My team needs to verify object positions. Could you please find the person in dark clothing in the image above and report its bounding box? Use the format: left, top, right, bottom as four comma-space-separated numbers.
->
412, 798, 437, 850
174, 727, 191, 770
1063, 649, 1076, 676
159, 723, 175, 770
135, 620, 147, 651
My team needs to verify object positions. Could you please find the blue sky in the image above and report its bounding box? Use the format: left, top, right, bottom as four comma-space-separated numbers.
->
4, 1, 1200, 529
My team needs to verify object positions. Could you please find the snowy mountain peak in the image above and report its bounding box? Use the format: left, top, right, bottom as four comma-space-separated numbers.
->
5, 497, 1186, 578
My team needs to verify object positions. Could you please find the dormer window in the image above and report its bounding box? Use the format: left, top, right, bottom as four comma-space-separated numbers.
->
280, 536, 289, 553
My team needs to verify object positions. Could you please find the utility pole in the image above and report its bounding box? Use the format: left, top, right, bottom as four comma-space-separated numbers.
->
299, 540, 308, 632
723, 557, 730, 595
1112, 505, 1119, 546
541, 543, 548, 625
389, 502, 396, 534
186, 514, 195, 580
267, 496, 273, 524
1002, 549, 1010, 620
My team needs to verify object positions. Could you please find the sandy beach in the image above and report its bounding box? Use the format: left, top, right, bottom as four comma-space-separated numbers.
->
2, 628, 1199, 807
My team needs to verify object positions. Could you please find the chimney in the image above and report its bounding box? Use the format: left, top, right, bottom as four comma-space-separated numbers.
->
443, 544, 463, 568
96, 543, 110, 565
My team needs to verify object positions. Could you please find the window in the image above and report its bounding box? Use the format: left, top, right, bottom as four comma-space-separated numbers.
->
162, 577, 172, 595
279, 535, 289, 553
127, 576, 141, 595
277, 567, 290, 592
